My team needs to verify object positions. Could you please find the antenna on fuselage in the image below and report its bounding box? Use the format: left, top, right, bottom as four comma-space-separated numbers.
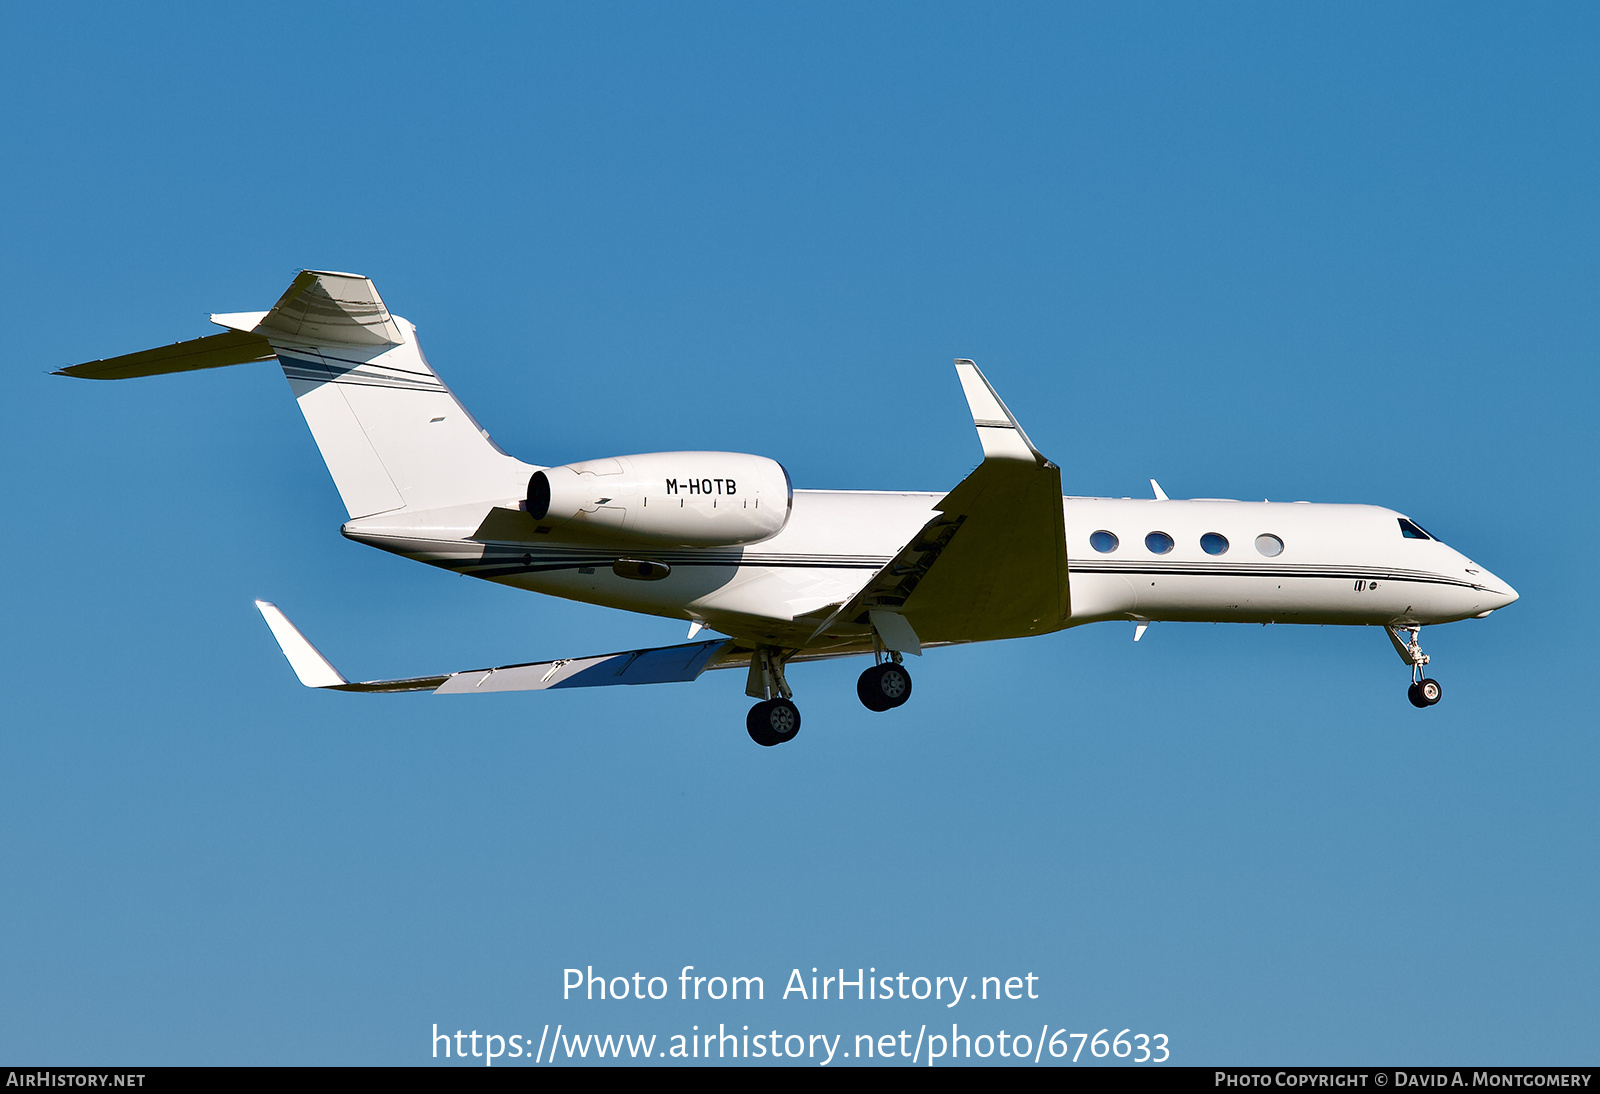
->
1150, 479, 1169, 501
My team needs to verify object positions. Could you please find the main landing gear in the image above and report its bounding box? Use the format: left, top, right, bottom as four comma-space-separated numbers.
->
746, 647, 801, 747
743, 641, 918, 746
747, 697, 801, 747
857, 656, 912, 712
1387, 625, 1442, 708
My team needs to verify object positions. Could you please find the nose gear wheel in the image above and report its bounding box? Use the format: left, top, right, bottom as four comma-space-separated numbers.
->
1407, 678, 1443, 708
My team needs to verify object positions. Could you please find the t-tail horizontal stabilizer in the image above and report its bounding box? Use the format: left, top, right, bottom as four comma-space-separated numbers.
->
253, 600, 731, 695
54, 271, 404, 380
56, 269, 536, 521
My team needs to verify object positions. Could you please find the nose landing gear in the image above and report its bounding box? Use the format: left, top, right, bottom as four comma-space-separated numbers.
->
1388, 625, 1442, 708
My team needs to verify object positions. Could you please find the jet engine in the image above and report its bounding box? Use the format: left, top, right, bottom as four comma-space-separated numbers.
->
526, 451, 791, 547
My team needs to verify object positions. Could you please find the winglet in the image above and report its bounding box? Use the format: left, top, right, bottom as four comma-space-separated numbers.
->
254, 600, 349, 688
953, 359, 1048, 465
1150, 479, 1169, 501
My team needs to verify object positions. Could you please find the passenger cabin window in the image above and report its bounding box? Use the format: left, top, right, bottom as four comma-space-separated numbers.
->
1090, 530, 1119, 553
1255, 533, 1284, 557
1398, 518, 1433, 540
1145, 531, 1174, 555
1200, 533, 1229, 555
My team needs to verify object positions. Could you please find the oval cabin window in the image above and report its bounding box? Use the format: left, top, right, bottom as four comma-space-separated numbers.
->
1145, 531, 1174, 555
1090, 530, 1119, 553
1255, 534, 1284, 557
1200, 532, 1229, 555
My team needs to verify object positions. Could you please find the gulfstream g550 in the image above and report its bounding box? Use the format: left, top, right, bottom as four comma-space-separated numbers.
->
58, 270, 1518, 745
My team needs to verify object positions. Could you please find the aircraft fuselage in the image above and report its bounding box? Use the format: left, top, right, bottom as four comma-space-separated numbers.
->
341, 490, 1517, 646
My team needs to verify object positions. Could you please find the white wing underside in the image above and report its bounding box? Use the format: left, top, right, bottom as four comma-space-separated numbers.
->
255, 601, 736, 694
254, 601, 883, 696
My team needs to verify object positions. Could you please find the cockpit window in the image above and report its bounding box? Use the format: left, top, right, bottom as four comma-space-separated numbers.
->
1398, 518, 1433, 540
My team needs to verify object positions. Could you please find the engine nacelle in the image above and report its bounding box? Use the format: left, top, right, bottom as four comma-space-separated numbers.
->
526, 451, 791, 547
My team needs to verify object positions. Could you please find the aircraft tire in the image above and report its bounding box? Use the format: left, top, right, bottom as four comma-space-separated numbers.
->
747, 702, 779, 745
857, 663, 912, 711
747, 699, 801, 746
1417, 678, 1442, 706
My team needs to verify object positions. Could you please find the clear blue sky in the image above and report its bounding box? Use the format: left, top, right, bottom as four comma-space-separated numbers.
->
2, 1, 1595, 1065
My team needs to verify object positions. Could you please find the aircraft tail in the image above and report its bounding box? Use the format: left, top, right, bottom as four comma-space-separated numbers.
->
58, 270, 534, 519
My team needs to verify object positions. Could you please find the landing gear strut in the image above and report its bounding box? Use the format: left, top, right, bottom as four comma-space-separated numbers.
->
746, 647, 801, 746
1388, 625, 1442, 708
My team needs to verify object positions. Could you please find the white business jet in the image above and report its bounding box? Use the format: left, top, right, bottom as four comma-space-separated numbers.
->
58, 271, 1518, 746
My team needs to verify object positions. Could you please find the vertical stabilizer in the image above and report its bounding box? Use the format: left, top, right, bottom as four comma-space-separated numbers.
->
244, 271, 534, 518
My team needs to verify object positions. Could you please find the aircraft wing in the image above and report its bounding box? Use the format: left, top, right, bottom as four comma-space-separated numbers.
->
255, 600, 734, 694
812, 360, 1069, 646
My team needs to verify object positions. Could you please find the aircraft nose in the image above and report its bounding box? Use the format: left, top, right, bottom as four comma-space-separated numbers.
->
1472, 568, 1518, 614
